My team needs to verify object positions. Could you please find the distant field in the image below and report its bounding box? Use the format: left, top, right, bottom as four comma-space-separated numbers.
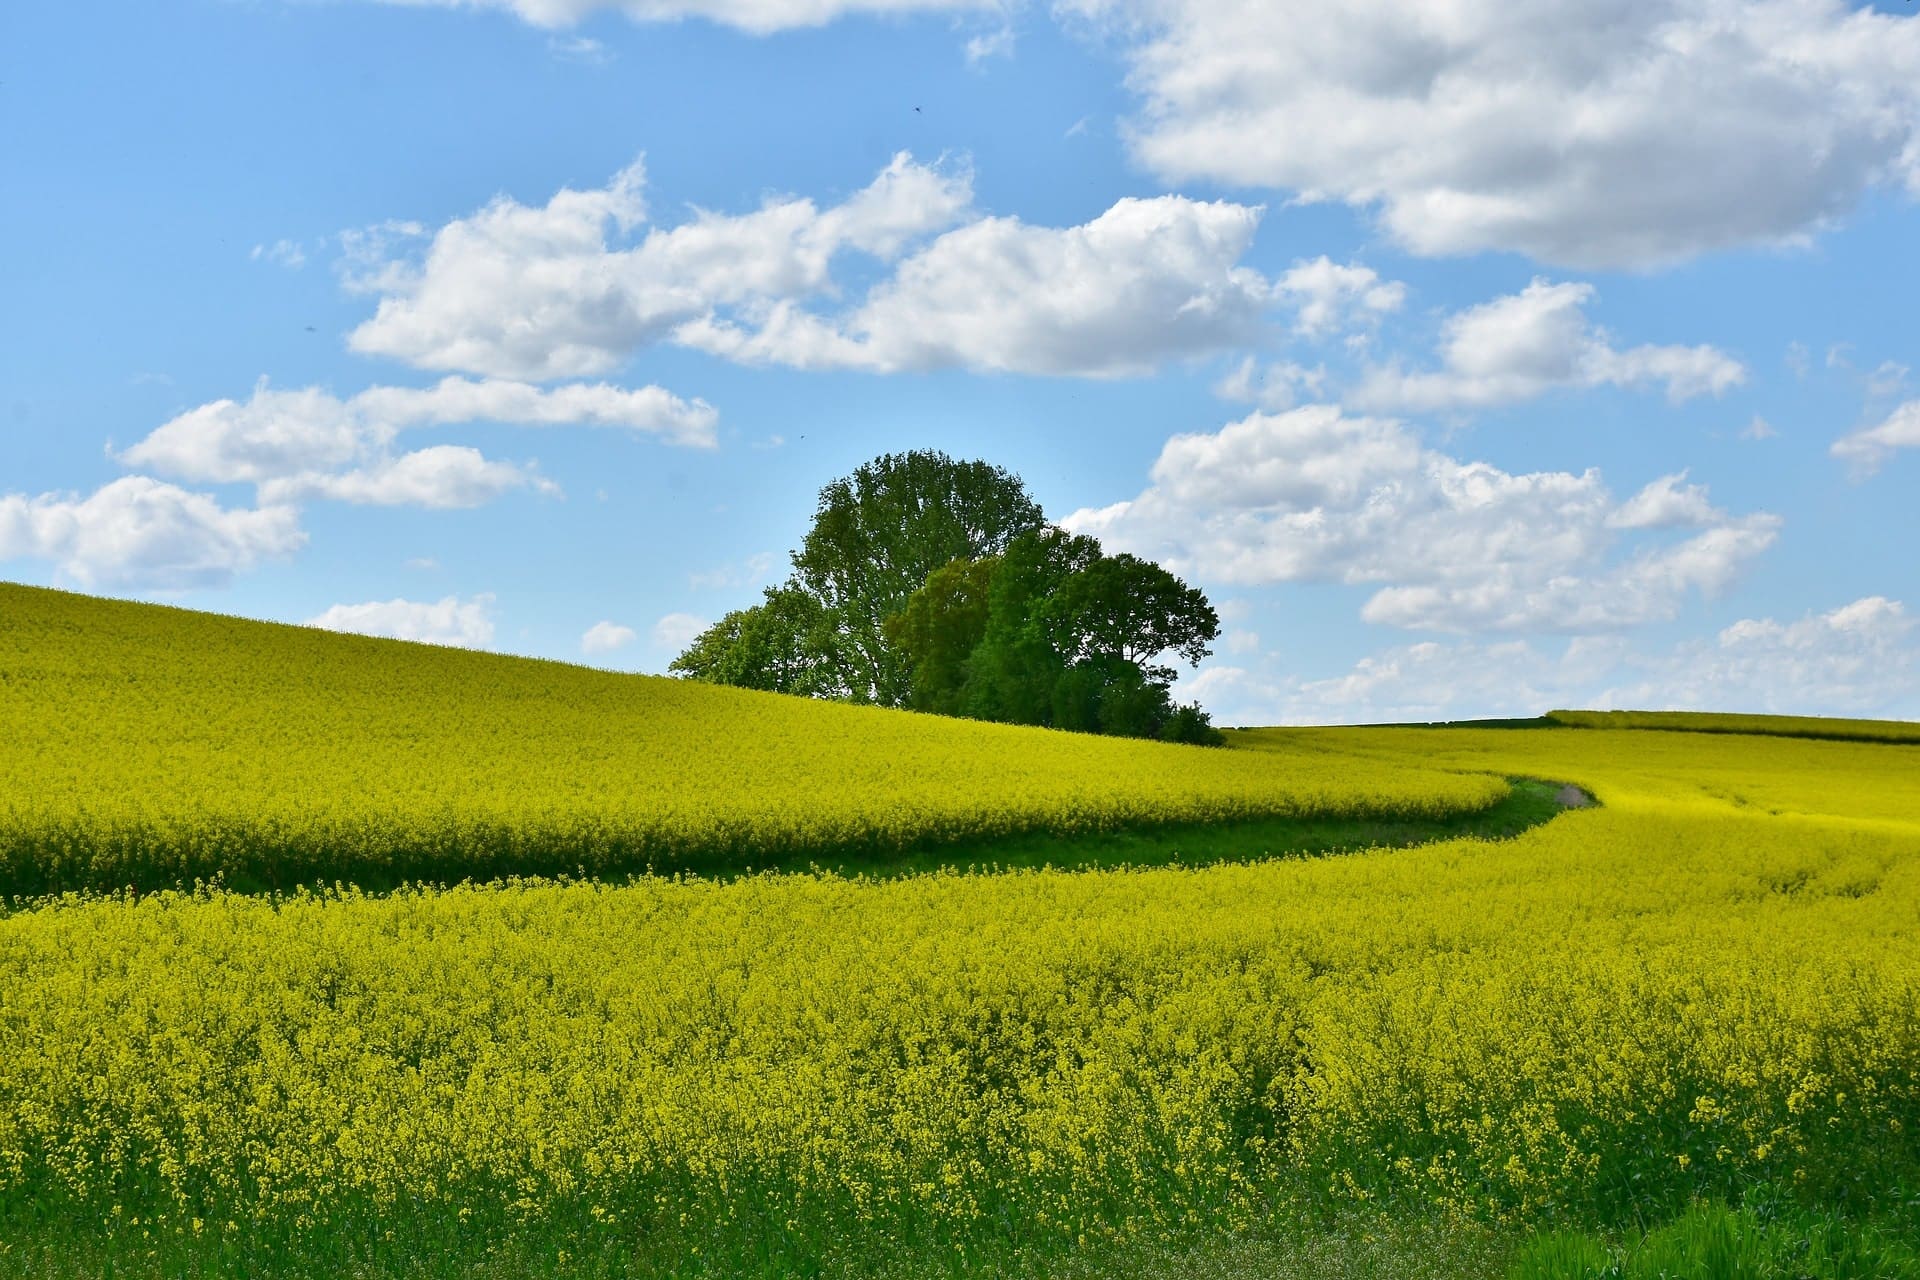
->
1545, 707, 1920, 743
0, 584, 1501, 895
5, 585, 1920, 1279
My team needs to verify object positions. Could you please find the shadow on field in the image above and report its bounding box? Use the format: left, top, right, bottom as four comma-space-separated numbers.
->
4, 779, 1595, 907
722, 775, 1593, 882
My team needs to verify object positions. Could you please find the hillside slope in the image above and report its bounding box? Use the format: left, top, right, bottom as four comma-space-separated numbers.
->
0, 584, 1502, 893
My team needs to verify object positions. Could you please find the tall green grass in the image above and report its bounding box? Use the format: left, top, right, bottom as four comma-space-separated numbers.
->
1510, 1201, 1920, 1280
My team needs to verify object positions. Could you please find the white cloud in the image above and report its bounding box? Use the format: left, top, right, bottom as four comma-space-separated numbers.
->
0, 476, 304, 590
1190, 641, 1579, 727
336, 219, 429, 296
1869, 361, 1911, 400
347, 152, 973, 380
258, 445, 555, 509
1274, 257, 1404, 339
116, 375, 714, 509
548, 34, 611, 62
689, 550, 778, 591
361, 0, 999, 35
305, 594, 497, 648
1606, 470, 1722, 530
1071, 0, 1920, 269
346, 153, 1277, 381
964, 24, 1015, 64
652, 611, 710, 652
1213, 356, 1325, 411
250, 239, 306, 269
1064, 404, 1779, 634
1352, 279, 1744, 411
1742, 415, 1779, 441
122, 381, 367, 485
681, 195, 1273, 376
581, 620, 638, 654
1687, 596, 1918, 714
1188, 597, 1918, 726
1833, 399, 1920, 476
349, 377, 718, 446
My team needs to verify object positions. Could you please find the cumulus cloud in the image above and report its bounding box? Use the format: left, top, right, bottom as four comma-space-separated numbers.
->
1832, 399, 1920, 476
680, 195, 1273, 376
1184, 640, 1594, 727
1205, 597, 1919, 726
1213, 356, 1326, 411
0, 476, 304, 590
116, 375, 714, 509
1185, 601, 1919, 726
360, 0, 999, 35
1064, 404, 1779, 634
652, 611, 710, 652
1687, 597, 1918, 714
1606, 471, 1723, 530
581, 620, 638, 654
1351, 280, 1745, 411
336, 219, 429, 295
1069, 0, 1920, 268
347, 152, 974, 380
346, 152, 1278, 380
1274, 257, 1404, 339
305, 594, 497, 648
351, 377, 716, 444
258, 446, 554, 509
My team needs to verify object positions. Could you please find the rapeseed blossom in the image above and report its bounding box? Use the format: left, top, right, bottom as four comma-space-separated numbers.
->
0, 584, 1497, 893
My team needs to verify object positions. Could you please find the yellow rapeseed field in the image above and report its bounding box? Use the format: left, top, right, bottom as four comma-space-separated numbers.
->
1, 703, 1917, 1259
1543, 708, 1920, 743
0, 584, 1499, 893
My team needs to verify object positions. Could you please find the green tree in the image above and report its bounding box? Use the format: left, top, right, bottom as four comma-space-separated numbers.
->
669, 453, 1224, 744
667, 583, 841, 697
792, 451, 1045, 706
960, 528, 1101, 726
882, 555, 998, 716
949, 529, 1221, 740
1040, 552, 1218, 685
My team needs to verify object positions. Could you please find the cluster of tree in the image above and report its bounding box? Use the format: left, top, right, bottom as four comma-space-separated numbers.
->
670, 451, 1224, 744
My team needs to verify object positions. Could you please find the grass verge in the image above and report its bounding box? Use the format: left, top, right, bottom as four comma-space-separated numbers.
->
1509, 1200, 1920, 1279
0, 1199, 1524, 1280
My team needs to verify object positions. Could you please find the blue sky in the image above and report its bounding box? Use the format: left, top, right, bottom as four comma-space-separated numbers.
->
4, 0, 1919, 722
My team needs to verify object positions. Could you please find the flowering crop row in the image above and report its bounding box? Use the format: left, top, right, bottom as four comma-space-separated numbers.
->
1, 723, 1916, 1253
0, 585, 1501, 894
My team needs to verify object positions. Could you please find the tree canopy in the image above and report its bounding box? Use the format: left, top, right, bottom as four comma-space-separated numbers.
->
671, 451, 1223, 744
792, 451, 1045, 706
901, 528, 1222, 742
667, 583, 837, 697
